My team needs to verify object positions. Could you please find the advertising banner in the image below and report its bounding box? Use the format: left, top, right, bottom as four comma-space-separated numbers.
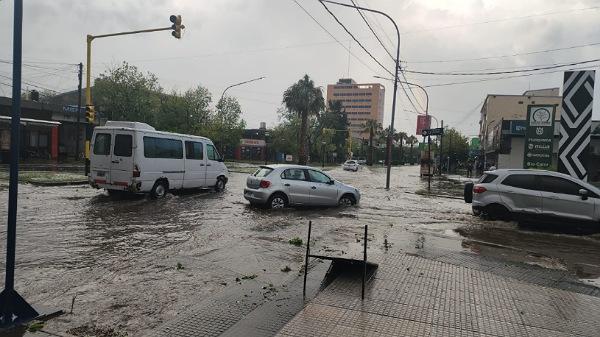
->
416, 115, 431, 136
524, 105, 556, 170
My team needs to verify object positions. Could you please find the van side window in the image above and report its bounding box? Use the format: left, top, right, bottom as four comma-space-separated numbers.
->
114, 134, 132, 157
93, 133, 111, 155
143, 137, 183, 159
185, 141, 203, 160
206, 144, 221, 161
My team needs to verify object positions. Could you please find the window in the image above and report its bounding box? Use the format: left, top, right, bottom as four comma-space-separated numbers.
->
206, 144, 221, 161
282, 169, 307, 181
114, 134, 132, 157
185, 141, 203, 160
93, 133, 111, 155
538, 175, 585, 196
253, 167, 273, 177
501, 174, 536, 190
308, 170, 332, 183
143, 136, 183, 159
478, 173, 498, 184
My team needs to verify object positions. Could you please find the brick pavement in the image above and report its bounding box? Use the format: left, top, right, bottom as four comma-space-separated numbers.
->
276, 253, 600, 337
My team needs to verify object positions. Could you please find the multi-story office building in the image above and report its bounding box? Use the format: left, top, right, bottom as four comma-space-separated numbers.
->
326, 78, 385, 138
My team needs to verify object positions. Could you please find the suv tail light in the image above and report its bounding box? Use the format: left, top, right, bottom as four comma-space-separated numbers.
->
133, 165, 140, 178
259, 180, 271, 188
473, 185, 487, 194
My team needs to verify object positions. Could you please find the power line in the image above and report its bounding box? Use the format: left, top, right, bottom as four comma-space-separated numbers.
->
405, 40, 600, 64
406, 58, 600, 76
290, 0, 382, 76
0, 74, 61, 93
353, 0, 395, 49
319, 0, 393, 77
422, 63, 600, 88
350, 0, 394, 61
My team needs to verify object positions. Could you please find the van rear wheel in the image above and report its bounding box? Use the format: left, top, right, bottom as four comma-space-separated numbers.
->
215, 177, 226, 192
151, 180, 168, 199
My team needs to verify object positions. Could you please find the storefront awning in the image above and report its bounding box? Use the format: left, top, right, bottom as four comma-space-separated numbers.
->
0, 116, 61, 127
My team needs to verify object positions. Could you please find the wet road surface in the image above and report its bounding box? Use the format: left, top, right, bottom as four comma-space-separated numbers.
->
0, 165, 599, 336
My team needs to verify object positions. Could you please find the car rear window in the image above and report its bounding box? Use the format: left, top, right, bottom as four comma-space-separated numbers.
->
253, 167, 273, 177
478, 173, 498, 184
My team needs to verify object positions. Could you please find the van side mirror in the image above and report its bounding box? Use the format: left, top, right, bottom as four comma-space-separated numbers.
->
579, 189, 588, 200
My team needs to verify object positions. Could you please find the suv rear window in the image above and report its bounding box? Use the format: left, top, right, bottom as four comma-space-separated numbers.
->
478, 173, 498, 184
253, 167, 273, 177
501, 174, 536, 190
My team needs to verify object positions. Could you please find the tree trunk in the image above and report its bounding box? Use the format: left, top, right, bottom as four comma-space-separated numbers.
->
399, 138, 404, 165
368, 128, 374, 166
298, 111, 308, 165
410, 143, 414, 165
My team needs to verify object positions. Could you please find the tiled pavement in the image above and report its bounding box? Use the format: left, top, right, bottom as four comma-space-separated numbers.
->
276, 253, 600, 337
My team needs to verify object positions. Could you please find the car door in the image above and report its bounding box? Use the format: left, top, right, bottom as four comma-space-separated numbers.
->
307, 169, 339, 206
538, 175, 596, 221
183, 140, 206, 188
110, 132, 134, 187
205, 143, 221, 187
90, 131, 112, 184
498, 173, 542, 214
281, 168, 311, 205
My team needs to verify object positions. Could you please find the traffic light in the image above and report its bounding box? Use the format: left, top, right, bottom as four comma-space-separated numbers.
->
170, 15, 184, 39
86, 105, 95, 123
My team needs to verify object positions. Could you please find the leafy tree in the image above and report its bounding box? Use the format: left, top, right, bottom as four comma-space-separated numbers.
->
212, 96, 246, 154
406, 135, 418, 165
363, 119, 381, 166
315, 100, 349, 162
282, 75, 325, 165
94, 62, 162, 124
394, 131, 408, 164
441, 128, 469, 172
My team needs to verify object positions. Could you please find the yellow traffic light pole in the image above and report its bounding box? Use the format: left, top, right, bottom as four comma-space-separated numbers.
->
84, 16, 184, 175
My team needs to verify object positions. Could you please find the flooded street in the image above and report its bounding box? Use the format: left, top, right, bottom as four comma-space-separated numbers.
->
1, 165, 599, 336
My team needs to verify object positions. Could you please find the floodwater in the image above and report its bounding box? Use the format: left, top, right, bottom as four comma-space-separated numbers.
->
0, 165, 599, 336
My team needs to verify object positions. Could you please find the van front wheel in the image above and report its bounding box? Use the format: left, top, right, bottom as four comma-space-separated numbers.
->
150, 180, 168, 199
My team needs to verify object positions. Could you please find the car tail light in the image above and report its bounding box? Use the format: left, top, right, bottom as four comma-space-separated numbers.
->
473, 185, 487, 194
133, 165, 140, 178
259, 180, 271, 188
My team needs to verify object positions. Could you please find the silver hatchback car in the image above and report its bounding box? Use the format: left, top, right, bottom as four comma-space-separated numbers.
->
244, 164, 361, 209
465, 169, 600, 223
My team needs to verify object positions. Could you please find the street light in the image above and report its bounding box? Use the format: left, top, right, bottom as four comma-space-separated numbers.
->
219, 76, 266, 103
321, 0, 400, 190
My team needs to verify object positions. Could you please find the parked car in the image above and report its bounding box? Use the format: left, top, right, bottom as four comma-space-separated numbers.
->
343, 160, 359, 172
89, 121, 228, 198
464, 169, 600, 223
244, 164, 360, 209
356, 158, 367, 165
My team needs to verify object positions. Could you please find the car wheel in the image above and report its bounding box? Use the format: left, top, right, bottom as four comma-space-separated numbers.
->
472, 208, 481, 216
150, 180, 168, 199
215, 177, 226, 192
339, 194, 356, 207
267, 193, 288, 209
486, 204, 510, 221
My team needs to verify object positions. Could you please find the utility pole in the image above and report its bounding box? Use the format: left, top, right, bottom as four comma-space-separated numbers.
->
0, 0, 40, 327
76, 62, 82, 160
448, 130, 453, 174
84, 15, 185, 175
427, 135, 431, 192
439, 120, 443, 175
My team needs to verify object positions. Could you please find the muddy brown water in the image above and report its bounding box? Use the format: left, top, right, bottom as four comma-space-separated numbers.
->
0, 165, 598, 336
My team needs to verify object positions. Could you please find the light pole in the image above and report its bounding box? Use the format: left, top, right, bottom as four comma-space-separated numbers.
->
219, 76, 266, 103
84, 15, 185, 175
322, 0, 400, 190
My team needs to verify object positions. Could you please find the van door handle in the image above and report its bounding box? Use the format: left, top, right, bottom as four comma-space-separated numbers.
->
311, 186, 317, 190
111, 160, 119, 164
199, 164, 205, 166
207, 164, 212, 166
284, 183, 290, 187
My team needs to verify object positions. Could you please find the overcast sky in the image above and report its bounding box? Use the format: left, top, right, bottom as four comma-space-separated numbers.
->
1, 0, 600, 137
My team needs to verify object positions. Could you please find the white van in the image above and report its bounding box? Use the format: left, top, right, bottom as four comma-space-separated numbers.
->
89, 121, 228, 198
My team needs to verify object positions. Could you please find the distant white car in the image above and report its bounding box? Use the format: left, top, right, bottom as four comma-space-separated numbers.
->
343, 160, 359, 172
357, 158, 367, 165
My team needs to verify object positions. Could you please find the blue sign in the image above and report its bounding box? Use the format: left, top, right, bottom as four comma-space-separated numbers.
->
63, 105, 84, 113
509, 120, 527, 135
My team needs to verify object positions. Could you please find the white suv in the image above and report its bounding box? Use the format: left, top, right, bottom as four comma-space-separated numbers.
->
464, 169, 600, 223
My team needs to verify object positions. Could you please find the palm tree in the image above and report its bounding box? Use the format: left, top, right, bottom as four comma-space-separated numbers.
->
406, 135, 418, 165
283, 75, 325, 165
394, 131, 408, 165
363, 119, 381, 166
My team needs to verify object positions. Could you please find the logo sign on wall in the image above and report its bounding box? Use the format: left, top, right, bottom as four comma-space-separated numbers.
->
558, 70, 595, 181
416, 115, 431, 136
524, 105, 556, 170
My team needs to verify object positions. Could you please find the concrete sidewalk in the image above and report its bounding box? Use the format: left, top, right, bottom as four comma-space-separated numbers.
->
277, 253, 600, 337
